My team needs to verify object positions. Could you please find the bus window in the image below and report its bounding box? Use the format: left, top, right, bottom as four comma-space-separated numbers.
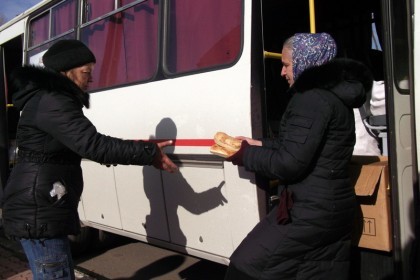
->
29, 0, 77, 48
51, 0, 77, 38
164, 0, 243, 75
83, 0, 144, 23
81, 0, 159, 90
84, 0, 115, 22
27, 0, 77, 63
121, 0, 138, 6
29, 12, 50, 47
391, 0, 410, 93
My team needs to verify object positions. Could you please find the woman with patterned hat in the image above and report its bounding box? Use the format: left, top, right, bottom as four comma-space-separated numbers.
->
224, 33, 373, 280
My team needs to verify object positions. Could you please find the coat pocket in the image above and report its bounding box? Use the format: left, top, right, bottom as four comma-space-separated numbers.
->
285, 115, 313, 144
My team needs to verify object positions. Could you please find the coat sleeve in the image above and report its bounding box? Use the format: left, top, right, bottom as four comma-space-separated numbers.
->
36, 91, 157, 165
243, 91, 332, 182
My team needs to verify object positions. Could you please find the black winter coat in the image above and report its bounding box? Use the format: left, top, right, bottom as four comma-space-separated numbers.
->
229, 59, 373, 280
2, 65, 157, 239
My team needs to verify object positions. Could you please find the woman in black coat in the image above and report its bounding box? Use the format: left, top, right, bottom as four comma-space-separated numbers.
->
224, 33, 373, 279
1, 39, 177, 280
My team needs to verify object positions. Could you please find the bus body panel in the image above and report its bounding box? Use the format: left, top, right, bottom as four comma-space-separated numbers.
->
415, 0, 420, 200
77, 0, 263, 263
380, 0, 416, 277
83, 66, 252, 145
0, 20, 26, 46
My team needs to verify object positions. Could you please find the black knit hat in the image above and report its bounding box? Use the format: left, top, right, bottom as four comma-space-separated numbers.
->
42, 39, 96, 72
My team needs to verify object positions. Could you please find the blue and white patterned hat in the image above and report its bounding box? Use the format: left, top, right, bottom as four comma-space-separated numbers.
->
292, 33, 337, 80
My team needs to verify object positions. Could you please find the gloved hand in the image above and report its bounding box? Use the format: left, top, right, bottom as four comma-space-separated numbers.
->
152, 140, 178, 173
226, 141, 250, 166
277, 188, 293, 224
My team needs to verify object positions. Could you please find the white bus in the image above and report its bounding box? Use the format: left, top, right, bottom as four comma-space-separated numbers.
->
0, 0, 418, 279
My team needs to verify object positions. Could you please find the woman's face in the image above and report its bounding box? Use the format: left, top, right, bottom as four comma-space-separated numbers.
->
63, 63, 95, 91
281, 47, 294, 87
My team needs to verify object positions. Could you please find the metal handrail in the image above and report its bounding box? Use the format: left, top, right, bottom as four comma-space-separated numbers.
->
309, 0, 316, 33
264, 51, 281, 60
264, 0, 316, 60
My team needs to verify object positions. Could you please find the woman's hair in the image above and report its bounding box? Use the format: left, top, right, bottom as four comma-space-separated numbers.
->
283, 36, 294, 51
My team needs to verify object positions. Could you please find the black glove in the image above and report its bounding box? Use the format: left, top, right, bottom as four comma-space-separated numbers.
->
277, 188, 293, 224
226, 141, 250, 166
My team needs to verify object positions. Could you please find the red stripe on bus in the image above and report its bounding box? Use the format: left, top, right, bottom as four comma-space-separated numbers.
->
145, 139, 215, 147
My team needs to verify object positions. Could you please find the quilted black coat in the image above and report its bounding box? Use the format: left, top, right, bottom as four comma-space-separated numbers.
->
2, 65, 157, 239
227, 58, 373, 280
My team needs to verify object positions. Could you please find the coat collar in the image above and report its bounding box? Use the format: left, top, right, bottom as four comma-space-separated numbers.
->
10, 65, 90, 110
291, 58, 373, 108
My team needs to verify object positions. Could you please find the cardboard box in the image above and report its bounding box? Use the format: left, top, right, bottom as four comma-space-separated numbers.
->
350, 156, 392, 251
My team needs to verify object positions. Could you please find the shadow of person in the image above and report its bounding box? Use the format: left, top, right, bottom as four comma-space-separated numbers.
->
113, 255, 186, 280
143, 117, 227, 257
178, 259, 227, 280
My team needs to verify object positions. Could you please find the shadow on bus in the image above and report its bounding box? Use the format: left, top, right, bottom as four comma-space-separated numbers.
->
144, 118, 227, 254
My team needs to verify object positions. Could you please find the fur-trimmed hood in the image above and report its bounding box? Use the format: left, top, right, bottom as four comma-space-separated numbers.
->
10, 65, 90, 110
292, 58, 373, 108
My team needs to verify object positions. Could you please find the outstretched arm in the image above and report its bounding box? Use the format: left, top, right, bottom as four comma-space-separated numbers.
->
153, 140, 178, 173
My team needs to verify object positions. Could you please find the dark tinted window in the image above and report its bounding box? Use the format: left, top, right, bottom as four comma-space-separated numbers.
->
391, 0, 410, 93
81, 0, 159, 90
29, 0, 77, 47
165, 0, 242, 74
84, 0, 114, 22
51, 0, 77, 38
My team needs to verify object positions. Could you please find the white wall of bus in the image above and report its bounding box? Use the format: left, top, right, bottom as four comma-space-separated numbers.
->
78, 0, 265, 264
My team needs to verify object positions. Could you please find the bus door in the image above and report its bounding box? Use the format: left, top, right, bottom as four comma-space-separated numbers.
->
258, 0, 417, 279
261, 0, 385, 137
383, 0, 419, 278
0, 36, 22, 199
